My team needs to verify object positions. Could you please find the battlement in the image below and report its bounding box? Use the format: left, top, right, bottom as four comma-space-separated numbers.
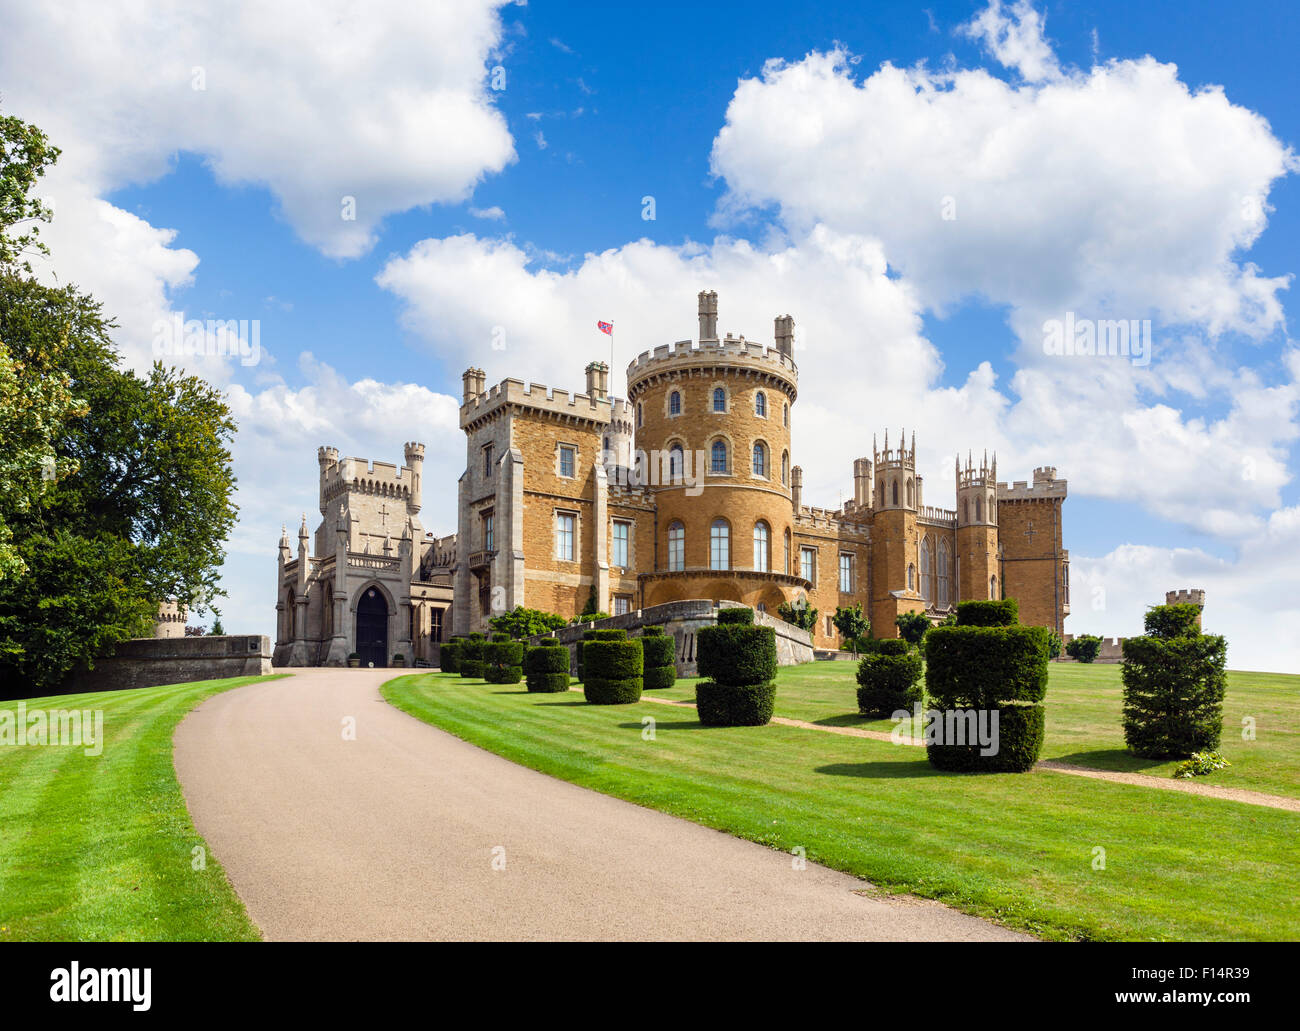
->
957, 450, 997, 488
320, 451, 418, 504
794, 505, 870, 538
874, 429, 916, 471
996, 471, 1068, 501
460, 376, 615, 429
626, 335, 798, 386
1166, 588, 1206, 608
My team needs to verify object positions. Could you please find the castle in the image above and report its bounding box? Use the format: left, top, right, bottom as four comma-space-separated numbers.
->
274, 291, 1069, 666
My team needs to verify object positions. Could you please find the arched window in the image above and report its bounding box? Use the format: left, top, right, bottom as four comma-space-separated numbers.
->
879, 480, 885, 506
907, 563, 916, 592
283, 588, 296, 641
710, 439, 728, 474
781, 451, 789, 486
669, 390, 681, 416
667, 521, 685, 571
783, 528, 791, 573
636, 402, 643, 427
752, 441, 767, 477
753, 521, 770, 572
990, 574, 998, 599
755, 391, 767, 417
975, 495, 983, 522
892, 480, 899, 506
710, 519, 730, 570
712, 387, 726, 412
920, 537, 932, 603
906, 478, 914, 507
938, 539, 951, 608
668, 444, 684, 482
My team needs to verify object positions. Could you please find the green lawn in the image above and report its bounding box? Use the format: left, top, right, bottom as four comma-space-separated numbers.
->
384, 667, 1300, 941
0, 676, 277, 941
650, 661, 1300, 799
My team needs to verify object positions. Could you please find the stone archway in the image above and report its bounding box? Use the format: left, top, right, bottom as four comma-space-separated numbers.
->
355, 586, 389, 668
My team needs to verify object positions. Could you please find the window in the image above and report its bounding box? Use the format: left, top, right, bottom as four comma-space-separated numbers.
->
892, 480, 899, 506
781, 451, 789, 486
430, 607, 443, 643
907, 478, 914, 507
482, 512, 494, 552
710, 439, 728, 474
825, 615, 833, 637
783, 402, 789, 427
613, 595, 632, 616
784, 528, 791, 574
975, 495, 983, 522
612, 520, 630, 568
559, 445, 576, 478
756, 602, 766, 614
637, 403, 643, 427
800, 546, 816, 584
938, 540, 951, 607
710, 519, 730, 570
752, 441, 766, 477
755, 391, 767, 417
920, 537, 932, 602
667, 521, 685, 571
669, 444, 684, 482
483, 444, 494, 477
556, 512, 576, 561
753, 521, 770, 572
908, 563, 916, 591
839, 552, 853, 593
669, 390, 681, 416
990, 574, 998, 599
712, 387, 726, 412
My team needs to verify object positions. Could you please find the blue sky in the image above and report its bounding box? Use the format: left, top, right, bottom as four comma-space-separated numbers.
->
5, 0, 1299, 668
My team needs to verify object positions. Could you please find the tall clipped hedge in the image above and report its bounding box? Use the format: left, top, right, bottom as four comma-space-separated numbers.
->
459, 633, 486, 678
582, 639, 643, 704
855, 648, 923, 717
640, 626, 677, 690
577, 627, 627, 681
440, 637, 465, 673
924, 599, 1049, 772
483, 640, 525, 684
525, 639, 571, 693
1122, 603, 1225, 758
695, 608, 776, 726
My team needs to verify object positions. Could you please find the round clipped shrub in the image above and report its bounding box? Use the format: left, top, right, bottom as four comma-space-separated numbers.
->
925, 703, 1045, 773
640, 629, 676, 691
696, 680, 776, 726
695, 613, 777, 726
717, 607, 755, 625
924, 602, 1048, 772
440, 639, 463, 674
525, 642, 571, 693
860, 637, 910, 656
483, 640, 525, 684
1122, 604, 1226, 758
582, 639, 643, 704
696, 624, 778, 686
855, 649, 923, 717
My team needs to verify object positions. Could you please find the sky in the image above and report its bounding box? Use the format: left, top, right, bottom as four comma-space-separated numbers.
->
1, 0, 1297, 671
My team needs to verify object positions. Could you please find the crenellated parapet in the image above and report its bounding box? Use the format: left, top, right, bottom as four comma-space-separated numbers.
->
997, 466, 1067, 501
460, 376, 615, 432
626, 335, 799, 401
320, 453, 419, 509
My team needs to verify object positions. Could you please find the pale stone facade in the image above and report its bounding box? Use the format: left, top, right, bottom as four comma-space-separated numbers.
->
273, 443, 454, 667
450, 291, 1071, 648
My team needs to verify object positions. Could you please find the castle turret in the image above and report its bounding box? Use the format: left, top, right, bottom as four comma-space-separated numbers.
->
870, 430, 923, 634
853, 457, 872, 508
956, 450, 999, 602
404, 441, 425, 516
698, 289, 718, 342
1166, 588, 1206, 629
462, 367, 486, 404
774, 314, 794, 357
791, 464, 803, 510
585, 360, 610, 401
873, 429, 918, 511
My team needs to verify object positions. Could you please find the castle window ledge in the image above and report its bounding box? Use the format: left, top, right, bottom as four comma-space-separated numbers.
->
348, 553, 401, 572
638, 568, 811, 591
467, 549, 496, 571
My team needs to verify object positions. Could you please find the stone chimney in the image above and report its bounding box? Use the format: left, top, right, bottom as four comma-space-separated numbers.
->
853, 457, 871, 508
585, 360, 610, 400
791, 464, 803, 511
774, 314, 794, 356
462, 367, 486, 404
698, 290, 718, 342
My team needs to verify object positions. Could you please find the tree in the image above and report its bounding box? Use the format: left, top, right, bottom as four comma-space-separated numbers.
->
1045, 630, 1063, 659
489, 605, 567, 639
0, 115, 238, 693
0, 112, 59, 272
832, 603, 869, 656
896, 610, 930, 646
1065, 634, 1102, 663
210, 610, 226, 636
777, 598, 818, 633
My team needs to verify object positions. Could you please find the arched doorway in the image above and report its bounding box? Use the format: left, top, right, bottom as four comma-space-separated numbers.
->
356, 587, 389, 667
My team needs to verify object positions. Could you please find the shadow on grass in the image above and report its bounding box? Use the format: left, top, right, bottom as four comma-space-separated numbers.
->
815, 759, 939, 780
617, 719, 707, 731
490, 690, 530, 695
811, 712, 879, 729
1051, 749, 1170, 773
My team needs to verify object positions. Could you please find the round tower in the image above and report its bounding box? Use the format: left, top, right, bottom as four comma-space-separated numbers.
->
625, 291, 801, 610
404, 441, 425, 516
605, 398, 635, 468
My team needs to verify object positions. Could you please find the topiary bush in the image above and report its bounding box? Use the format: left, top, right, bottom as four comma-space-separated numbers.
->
440, 638, 463, 673
717, 607, 754, 625
577, 627, 628, 681
855, 648, 923, 717
859, 637, 910, 656
1122, 603, 1226, 759
924, 599, 1048, 772
695, 608, 777, 726
458, 635, 485, 678
640, 627, 676, 691
483, 640, 524, 684
1065, 634, 1102, 663
525, 640, 571, 693
582, 639, 643, 704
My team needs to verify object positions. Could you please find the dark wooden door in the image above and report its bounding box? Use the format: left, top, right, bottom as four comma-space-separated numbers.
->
356, 588, 388, 667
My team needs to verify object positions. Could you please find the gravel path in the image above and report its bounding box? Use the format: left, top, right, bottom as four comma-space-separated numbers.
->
173, 669, 1030, 941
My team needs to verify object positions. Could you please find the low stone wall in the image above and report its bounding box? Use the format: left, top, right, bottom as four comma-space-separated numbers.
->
1061, 633, 1126, 664
529, 600, 813, 677
55, 635, 273, 696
